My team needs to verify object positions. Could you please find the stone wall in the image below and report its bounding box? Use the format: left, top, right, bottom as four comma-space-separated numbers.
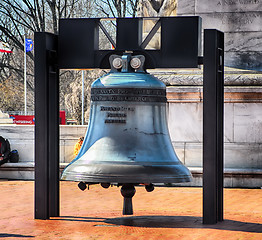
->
167, 86, 262, 170
166, 83, 262, 187
177, 0, 262, 71
0, 125, 87, 180
0, 125, 87, 164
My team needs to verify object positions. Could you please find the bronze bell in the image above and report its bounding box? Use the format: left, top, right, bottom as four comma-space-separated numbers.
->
61, 54, 192, 215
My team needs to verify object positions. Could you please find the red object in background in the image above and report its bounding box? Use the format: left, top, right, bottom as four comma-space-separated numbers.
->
59, 111, 66, 125
10, 115, 35, 125
10, 111, 66, 125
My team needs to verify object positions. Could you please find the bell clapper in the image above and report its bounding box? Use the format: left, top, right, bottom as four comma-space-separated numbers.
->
120, 184, 136, 215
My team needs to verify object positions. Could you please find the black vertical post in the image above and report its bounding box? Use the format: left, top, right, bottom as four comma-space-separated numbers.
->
35, 32, 59, 219
48, 49, 60, 217
203, 29, 224, 224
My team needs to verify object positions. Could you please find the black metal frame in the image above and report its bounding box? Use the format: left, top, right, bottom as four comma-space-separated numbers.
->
58, 17, 201, 69
34, 17, 224, 224
203, 29, 224, 224
35, 33, 59, 219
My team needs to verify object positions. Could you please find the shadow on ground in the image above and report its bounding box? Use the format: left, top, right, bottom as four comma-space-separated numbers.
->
52, 216, 262, 233
0, 233, 34, 238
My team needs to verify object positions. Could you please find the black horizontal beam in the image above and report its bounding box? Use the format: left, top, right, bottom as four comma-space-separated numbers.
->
58, 17, 202, 69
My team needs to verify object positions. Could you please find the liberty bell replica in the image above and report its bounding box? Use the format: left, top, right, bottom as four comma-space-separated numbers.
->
61, 53, 192, 214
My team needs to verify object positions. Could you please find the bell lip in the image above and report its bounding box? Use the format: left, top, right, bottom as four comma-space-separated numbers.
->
61, 163, 192, 183
61, 173, 192, 184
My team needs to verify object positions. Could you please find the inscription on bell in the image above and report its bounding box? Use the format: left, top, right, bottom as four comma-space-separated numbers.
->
107, 113, 127, 118
105, 119, 126, 123
101, 105, 133, 124
100, 106, 135, 112
91, 88, 167, 103
101, 106, 121, 111
92, 88, 166, 96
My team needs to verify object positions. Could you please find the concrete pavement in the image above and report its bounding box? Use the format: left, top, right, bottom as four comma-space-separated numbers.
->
0, 181, 261, 239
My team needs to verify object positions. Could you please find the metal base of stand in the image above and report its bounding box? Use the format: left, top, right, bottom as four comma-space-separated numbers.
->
123, 197, 133, 215
121, 184, 136, 215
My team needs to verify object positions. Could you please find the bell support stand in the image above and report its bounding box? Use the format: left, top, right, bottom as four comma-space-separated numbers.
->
34, 17, 224, 224
203, 29, 224, 224
35, 33, 59, 219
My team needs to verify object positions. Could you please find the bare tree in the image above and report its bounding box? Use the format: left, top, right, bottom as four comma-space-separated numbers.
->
95, 0, 139, 18
62, 69, 107, 124
0, 0, 94, 65
0, 0, 139, 119
0, 0, 95, 113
